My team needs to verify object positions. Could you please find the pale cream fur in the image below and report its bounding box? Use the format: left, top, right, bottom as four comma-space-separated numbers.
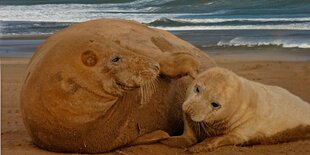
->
162, 67, 310, 153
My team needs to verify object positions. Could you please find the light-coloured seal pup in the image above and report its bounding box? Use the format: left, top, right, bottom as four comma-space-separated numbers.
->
161, 67, 310, 153
20, 19, 215, 153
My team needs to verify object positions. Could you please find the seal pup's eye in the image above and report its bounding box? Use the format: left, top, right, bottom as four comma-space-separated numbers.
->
193, 85, 200, 93
111, 56, 121, 62
211, 102, 221, 110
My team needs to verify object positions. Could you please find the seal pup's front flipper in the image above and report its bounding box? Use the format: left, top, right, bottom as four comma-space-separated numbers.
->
160, 113, 198, 148
186, 133, 244, 153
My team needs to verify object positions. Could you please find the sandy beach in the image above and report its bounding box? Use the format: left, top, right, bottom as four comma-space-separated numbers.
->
2, 0, 310, 154
2, 52, 310, 154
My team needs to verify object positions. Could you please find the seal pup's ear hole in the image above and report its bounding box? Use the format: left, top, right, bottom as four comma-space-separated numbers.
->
211, 102, 221, 110
193, 85, 200, 93
81, 50, 97, 67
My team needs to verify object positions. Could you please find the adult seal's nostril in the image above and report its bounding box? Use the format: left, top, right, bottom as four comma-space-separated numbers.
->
152, 64, 160, 71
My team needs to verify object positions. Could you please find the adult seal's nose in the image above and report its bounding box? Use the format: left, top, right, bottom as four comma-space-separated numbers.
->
152, 63, 160, 71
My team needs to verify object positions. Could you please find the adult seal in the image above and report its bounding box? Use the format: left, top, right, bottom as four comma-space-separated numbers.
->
20, 19, 215, 153
161, 67, 310, 153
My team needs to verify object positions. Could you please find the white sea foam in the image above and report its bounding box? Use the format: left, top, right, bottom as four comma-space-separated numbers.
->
169, 17, 310, 23
1, 1, 310, 38
4, 3, 307, 24
154, 23, 310, 31
0, 32, 53, 37
216, 37, 310, 48
0, 4, 175, 23
0, 4, 220, 23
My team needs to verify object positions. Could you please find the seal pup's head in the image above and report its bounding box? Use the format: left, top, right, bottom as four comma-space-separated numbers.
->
182, 67, 241, 123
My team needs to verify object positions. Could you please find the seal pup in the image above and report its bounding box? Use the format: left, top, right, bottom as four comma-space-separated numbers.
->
161, 67, 310, 153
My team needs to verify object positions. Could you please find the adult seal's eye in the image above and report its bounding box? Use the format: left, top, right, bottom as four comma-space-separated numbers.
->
193, 85, 200, 93
211, 102, 221, 110
111, 56, 121, 62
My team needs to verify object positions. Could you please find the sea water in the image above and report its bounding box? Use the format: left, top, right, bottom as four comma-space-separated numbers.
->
0, 0, 309, 53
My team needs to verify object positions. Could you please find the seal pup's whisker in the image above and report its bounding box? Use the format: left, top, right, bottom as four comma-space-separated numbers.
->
196, 122, 201, 138
204, 122, 217, 136
200, 122, 212, 137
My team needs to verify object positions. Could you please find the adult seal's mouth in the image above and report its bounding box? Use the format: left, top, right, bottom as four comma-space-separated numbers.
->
116, 81, 140, 90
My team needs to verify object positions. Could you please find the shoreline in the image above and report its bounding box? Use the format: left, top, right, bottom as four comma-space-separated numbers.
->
0, 35, 49, 40
1, 35, 310, 62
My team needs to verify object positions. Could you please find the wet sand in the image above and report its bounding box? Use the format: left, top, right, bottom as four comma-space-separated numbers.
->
1, 54, 310, 155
